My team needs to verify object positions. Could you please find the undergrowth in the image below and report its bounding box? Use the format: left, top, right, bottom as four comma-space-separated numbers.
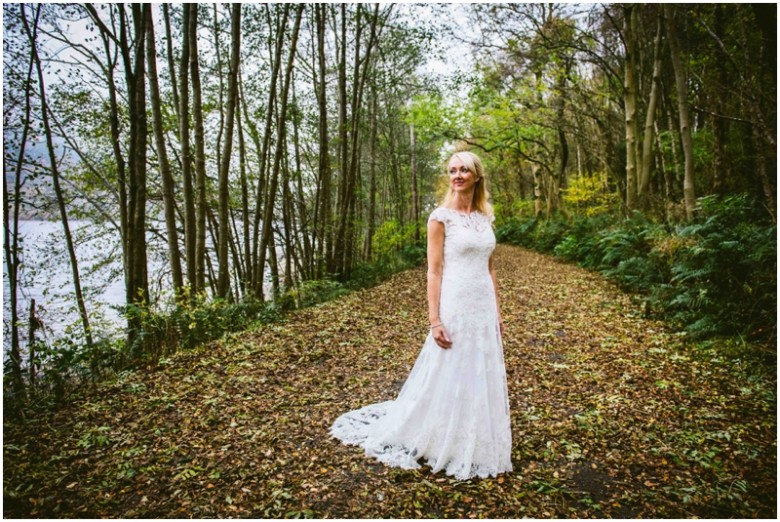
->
496, 194, 776, 359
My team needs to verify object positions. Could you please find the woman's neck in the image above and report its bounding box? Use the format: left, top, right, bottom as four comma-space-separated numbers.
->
447, 191, 475, 213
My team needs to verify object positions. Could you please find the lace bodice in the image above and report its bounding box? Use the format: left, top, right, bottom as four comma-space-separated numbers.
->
428, 207, 497, 319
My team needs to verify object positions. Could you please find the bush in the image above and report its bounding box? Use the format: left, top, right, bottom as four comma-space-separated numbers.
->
660, 195, 776, 340
288, 279, 349, 308
372, 219, 420, 260
562, 173, 622, 216
126, 295, 281, 366
498, 195, 776, 344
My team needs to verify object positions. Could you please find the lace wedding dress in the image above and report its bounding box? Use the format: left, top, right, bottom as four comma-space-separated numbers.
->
330, 207, 512, 480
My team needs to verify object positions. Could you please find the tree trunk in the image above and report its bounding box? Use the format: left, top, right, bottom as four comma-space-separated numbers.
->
662, 88, 682, 200
281, 149, 294, 292
178, 4, 197, 293
3, 4, 41, 394
314, 3, 331, 278
213, 4, 226, 177
25, 8, 94, 350
217, 4, 242, 298
85, 4, 130, 290
290, 84, 312, 280
665, 4, 697, 219
27, 299, 40, 388
146, 7, 184, 293
623, 5, 639, 212
638, 9, 663, 207
533, 164, 543, 217
553, 68, 569, 214
710, 4, 727, 195
163, 4, 180, 123
124, 4, 151, 352
365, 83, 378, 260
410, 121, 420, 241
332, 3, 351, 277
252, 5, 289, 298
237, 79, 252, 294
258, 5, 304, 297
190, 4, 209, 293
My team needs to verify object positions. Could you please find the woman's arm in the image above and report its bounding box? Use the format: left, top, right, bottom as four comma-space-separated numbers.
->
427, 219, 452, 349
489, 253, 505, 337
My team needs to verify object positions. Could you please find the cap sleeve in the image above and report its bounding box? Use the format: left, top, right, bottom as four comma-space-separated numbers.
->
428, 207, 450, 226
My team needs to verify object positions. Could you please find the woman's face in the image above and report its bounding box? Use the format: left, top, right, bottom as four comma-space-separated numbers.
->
448, 157, 478, 194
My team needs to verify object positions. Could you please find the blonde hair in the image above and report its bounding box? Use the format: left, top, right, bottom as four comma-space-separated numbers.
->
442, 151, 493, 217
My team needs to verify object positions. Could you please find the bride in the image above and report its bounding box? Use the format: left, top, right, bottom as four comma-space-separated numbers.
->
330, 151, 512, 480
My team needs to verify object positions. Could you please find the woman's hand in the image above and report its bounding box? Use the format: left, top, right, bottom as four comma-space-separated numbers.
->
431, 324, 452, 349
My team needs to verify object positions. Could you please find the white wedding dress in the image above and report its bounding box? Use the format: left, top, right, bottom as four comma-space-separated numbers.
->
330, 207, 512, 480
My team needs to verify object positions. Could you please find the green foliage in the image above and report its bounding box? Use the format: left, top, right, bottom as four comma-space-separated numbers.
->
371, 220, 421, 260
125, 295, 281, 366
495, 217, 539, 247
659, 195, 776, 341
283, 280, 350, 309
499, 195, 776, 346
350, 242, 427, 291
562, 174, 622, 217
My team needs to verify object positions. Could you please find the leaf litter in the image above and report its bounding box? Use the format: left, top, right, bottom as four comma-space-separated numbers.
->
3, 245, 775, 518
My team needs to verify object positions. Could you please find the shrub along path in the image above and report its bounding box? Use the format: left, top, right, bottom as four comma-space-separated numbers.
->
3, 244, 776, 518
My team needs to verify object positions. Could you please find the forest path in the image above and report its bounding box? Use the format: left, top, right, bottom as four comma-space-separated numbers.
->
3, 245, 775, 518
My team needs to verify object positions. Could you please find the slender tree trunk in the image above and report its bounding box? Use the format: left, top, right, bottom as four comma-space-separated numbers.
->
365, 83, 378, 260
163, 4, 180, 123
179, 4, 197, 293
281, 151, 294, 292
25, 9, 94, 350
332, 3, 350, 277
213, 3, 226, 176
237, 80, 252, 294
4, 144, 24, 392
410, 121, 419, 241
638, 9, 664, 207
314, 3, 331, 278
258, 5, 303, 297
739, 8, 776, 221
623, 5, 639, 212
553, 68, 569, 214
665, 4, 696, 219
3, 5, 41, 394
228, 209, 244, 295
662, 88, 682, 200
252, 5, 289, 298
147, 7, 184, 293
217, 4, 242, 298
290, 84, 312, 280
533, 164, 543, 217
27, 300, 40, 388
85, 4, 130, 287
190, 4, 209, 292
125, 4, 151, 352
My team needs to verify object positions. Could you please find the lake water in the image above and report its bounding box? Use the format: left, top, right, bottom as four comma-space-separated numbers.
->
4, 220, 133, 352
4, 219, 286, 361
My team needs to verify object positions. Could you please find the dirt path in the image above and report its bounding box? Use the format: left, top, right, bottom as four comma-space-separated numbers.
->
4, 245, 776, 518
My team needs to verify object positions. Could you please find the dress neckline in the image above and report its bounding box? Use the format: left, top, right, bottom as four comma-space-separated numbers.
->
440, 206, 481, 217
